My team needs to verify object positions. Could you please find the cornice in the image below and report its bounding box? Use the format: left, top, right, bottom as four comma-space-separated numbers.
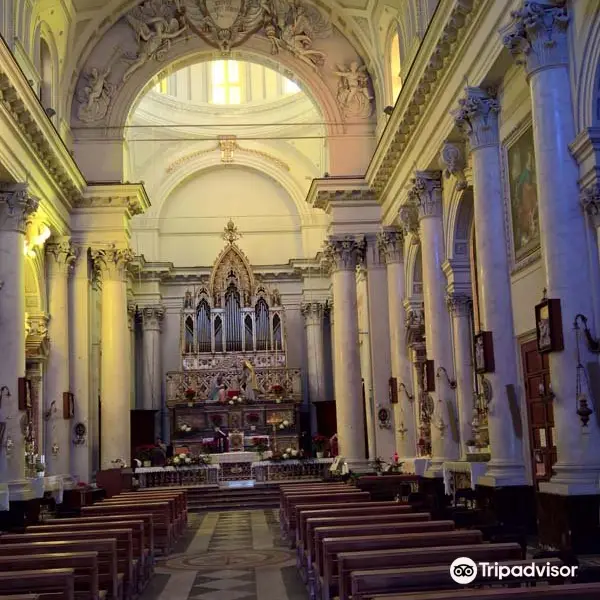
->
366, 0, 482, 197
0, 38, 85, 204
306, 177, 376, 211
75, 183, 151, 216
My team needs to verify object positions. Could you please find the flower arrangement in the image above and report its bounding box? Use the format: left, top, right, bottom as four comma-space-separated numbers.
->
271, 384, 284, 396
227, 390, 240, 399
135, 444, 156, 464
178, 423, 194, 434
277, 419, 290, 430
185, 388, 196, 401
169, 452, 211, 467
312, 434, 328, 451
251, 437, 269, 455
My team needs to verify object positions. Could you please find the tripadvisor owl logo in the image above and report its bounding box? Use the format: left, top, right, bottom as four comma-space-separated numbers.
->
450, 557, 478, 584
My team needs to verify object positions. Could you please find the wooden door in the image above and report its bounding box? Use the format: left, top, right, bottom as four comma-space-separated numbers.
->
521, 339, 556, 487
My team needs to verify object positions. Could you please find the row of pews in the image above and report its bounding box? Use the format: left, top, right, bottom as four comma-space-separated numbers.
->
281, 481, 600, 600
0, 488, 188, 600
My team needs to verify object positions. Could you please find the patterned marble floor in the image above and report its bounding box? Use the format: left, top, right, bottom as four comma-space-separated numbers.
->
140, 510, 308, 600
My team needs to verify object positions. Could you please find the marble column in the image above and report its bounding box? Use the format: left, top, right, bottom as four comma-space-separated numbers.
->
446, 294, 474, 460
454, 87, 528, 485
364, 234, 396, 459
502, 3, 600, 493
378, 227, 417, 457
142, 305, 164, 436
92, 247, 134, 469
45, 239, 76, 477
70, 246, 92, 483
408, 172, 460, 474
0, 185, 38, 488
128, 304, 137, 410
324, 236, 366, 464
301, 302, 326, 404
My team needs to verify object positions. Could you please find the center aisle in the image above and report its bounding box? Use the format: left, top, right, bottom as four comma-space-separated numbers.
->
140, 509, 307, 600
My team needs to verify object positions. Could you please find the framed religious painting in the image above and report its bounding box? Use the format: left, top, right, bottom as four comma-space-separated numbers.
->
474, 331, 495, 374
504, 122, 541, 269
18, 377, 32, 411
63, 392, 75, 419
535, 298, 564, 354
422, 360, 435, 392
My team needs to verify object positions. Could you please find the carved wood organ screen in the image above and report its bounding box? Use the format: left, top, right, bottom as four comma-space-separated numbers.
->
180, 239, 284, 359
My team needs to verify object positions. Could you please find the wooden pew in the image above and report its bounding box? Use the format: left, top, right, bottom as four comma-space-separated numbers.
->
0, 596, 40, 600
348, 557, 564, 600
283, 492, 370, 545
317, 529, 483, 600
0, 532, 131, 600
368, 582, 600, 600
40, 515, 155, 582
338, 542, 524, 600
26, 522, 145, 593
355, 475, 419, 501
0, 569, 75, 600
296, 503, 412, 551
0, 553, 101, 600
304, 513, 432, 583
82, 502, 172, 555
0, 541, 119, 600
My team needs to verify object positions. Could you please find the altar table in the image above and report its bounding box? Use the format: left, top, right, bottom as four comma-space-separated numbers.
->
442, 460, 487, 496
399, 457, 430, 477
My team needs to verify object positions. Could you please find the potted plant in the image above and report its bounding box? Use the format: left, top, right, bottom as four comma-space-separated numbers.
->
252, 437, 269, 460
184, 388, 196, 407
312, 434, 327, 458
246, 412, 260, 431
466, 439, 478, 453
271, 384, 284, 398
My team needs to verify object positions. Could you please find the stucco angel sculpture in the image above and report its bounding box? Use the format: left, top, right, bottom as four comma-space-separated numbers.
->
123, 1, 187, 82
333, 61, 373, 118
77, 67, 115, 122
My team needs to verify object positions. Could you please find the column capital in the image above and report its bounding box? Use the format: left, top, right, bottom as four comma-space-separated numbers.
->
581, 184, 600, 226
0, 184, 39, 233
398, 204, 420, 240
377, 227, 405, 263
25, 312, 50, 360
323, 236, 365, 272
362, 233, 386, 269
46, 239, 77, 276
408, 170, 443, 220
453, 87, 500, 150
501, 1, 569, 76
440, 141, 468, 188
141, 304, 165, 331
446, 293, 472, 317
301, 301, 325, 323
91, 245, 134, 282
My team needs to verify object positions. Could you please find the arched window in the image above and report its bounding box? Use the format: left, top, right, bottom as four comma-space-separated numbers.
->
39, 38, 53, 109
255, 298, 269, 351
196, 300, 211, 352
212, 60, 242, 104
390, 30, 402, 103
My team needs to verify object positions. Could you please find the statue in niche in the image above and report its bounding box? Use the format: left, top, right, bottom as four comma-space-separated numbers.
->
214, 292, 222, 308
77, 67, 114, 122
243, 290, 251, 307
333, 62, 373, 119
122, 2, 187, 82
184, 290, 193, 308
271, 288, 281, 306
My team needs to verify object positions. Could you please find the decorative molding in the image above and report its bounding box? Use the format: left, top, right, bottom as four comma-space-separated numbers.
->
91, 245, 135, 282
75, 183, 150, 216
500, 0, 569, 76
446, 293, 472, 317
581, 184, 600, 227
0, 184, 39, 233
371, 0, 481, 195
301, 301, 325, 322
408, 170, 443, 220
376, 227, 405, 264
323, 236, 365, 273
453, 87, 500, 150
398, 204, 420, 240
46, 239, 77, 275
141, 304, 165, 331
440, 141, 468, 189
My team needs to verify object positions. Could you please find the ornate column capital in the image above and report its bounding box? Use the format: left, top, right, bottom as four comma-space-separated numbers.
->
25, 312, 50, 360
91, 245, 134, 282
440, 141, 468, 188
301, 301, 325, 324
398, 204, 420, 240
501, 1, 569, 76
0, 184, 39, 233
581, 184, 600, 225
141, 304, 165, 331
46, 238, 77, 276
446, 293, 472, 317
377, 227, 405, 263
408, 170, 443, 220
453, 87, 500, 150
323, 236, 365, 272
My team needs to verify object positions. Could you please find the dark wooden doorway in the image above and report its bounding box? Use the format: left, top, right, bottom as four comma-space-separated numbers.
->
314, 401, 337, 437
521, 339, 557, 488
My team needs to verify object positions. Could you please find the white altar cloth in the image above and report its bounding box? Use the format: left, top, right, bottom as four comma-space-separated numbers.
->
399, 458, 430, 476
211, 451, 259, 464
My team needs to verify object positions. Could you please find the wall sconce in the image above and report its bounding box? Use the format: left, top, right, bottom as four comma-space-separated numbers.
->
437, 366, 457, 389
0, 386, 10, 408
398, 382, 414, 402
44, 400, 57, 421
